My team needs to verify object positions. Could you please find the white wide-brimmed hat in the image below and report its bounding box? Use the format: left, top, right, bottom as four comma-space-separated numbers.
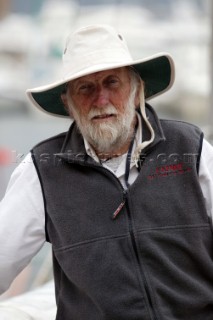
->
26, 24, 175, 117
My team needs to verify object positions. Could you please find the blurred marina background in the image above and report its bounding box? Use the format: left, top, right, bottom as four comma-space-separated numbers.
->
0, 0, 213, 318
1, 0, 213, 194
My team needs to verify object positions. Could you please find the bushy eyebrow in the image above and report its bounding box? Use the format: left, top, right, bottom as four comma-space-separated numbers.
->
73, 74, 120, 88
69, 68, 129, 92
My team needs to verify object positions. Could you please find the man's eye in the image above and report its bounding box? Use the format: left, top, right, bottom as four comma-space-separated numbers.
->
79, 84, 89, 90
107, 78, 119, 87
79, 84, 94, 93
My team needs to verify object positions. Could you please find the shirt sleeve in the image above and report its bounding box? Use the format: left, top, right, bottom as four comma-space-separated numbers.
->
199, 138, 213, 226
0, 153, 46, 294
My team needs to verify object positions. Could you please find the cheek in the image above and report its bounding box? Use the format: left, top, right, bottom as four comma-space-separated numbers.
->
111, 91, 130, 112
71, 96, 91, 117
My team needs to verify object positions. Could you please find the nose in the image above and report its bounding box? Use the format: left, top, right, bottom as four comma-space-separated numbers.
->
93, 85, 110, 108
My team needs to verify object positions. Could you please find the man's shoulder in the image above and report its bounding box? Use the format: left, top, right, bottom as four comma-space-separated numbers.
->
160, 118, 203, 138
31, 131, 68, 154
145, 103, 203, 140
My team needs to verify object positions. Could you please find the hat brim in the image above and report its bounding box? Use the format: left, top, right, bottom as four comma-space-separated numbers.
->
26, 53, 175, 117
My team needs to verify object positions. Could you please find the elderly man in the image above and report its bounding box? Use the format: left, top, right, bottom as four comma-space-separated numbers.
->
1, 25, 213, 320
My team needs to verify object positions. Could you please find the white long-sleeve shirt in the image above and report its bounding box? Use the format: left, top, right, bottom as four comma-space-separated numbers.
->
0, 133, 213, 295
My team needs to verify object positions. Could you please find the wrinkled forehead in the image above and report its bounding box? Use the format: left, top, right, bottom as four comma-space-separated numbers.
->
72, 67, 130, 84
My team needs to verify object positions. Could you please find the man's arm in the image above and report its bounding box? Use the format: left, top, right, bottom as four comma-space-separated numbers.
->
0, 280, 56, 320
199, 138, 213, 226
0, 153, 46, 294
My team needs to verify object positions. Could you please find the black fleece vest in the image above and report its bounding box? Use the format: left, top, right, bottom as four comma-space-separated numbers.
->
32, 105, 213, 320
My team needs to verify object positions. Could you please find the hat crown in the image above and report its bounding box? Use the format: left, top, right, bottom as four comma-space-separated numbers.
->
62, 25, 133, 79
27, 24, 175, 117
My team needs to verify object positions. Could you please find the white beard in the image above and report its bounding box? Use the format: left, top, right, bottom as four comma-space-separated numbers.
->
69, 89, 137, 156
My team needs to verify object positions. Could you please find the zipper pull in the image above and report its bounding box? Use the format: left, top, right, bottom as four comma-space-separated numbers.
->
112, 191, 127, 220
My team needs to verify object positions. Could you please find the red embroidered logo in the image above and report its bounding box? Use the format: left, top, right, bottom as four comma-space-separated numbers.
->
147, 162, 192, 181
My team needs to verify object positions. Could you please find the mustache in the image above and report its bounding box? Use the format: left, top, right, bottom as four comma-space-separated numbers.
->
88, 105, 118, 120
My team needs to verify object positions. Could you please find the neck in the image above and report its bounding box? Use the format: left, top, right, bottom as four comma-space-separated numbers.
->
96, 141, 131, 160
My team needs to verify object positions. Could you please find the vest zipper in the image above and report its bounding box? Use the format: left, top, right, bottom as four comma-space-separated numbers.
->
126, 198, 158, 320
112, 190, 127, 220
68, 161, 158, 319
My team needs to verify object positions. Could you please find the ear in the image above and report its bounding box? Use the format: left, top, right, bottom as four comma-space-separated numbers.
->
61, 93, 73, 117
134, 86, 140, 108
61, 93, 72, 117
61, 93, 68, 107
134, 78, 145, 108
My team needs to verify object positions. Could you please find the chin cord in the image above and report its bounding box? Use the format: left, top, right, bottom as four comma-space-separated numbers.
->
133, 78, 155, 168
